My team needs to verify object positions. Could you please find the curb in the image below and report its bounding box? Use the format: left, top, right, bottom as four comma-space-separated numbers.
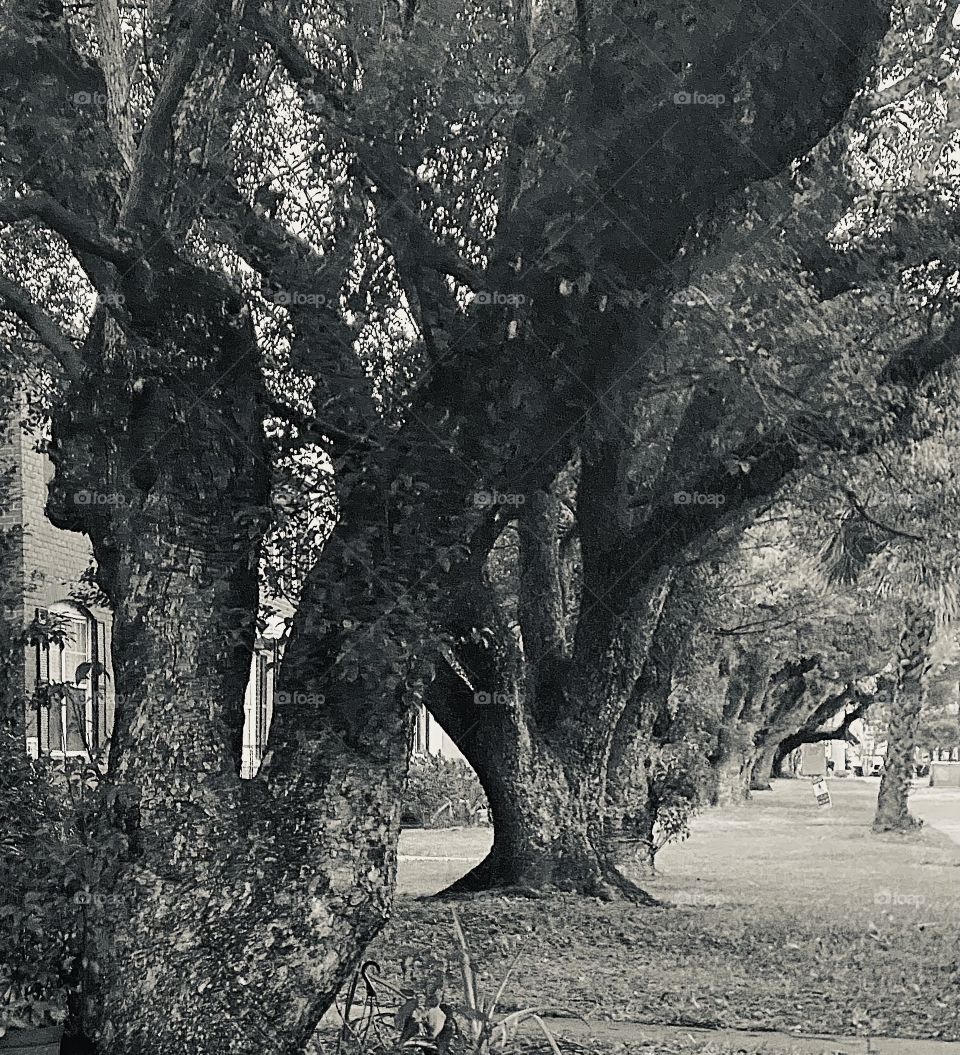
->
529, 1017, 960, 1055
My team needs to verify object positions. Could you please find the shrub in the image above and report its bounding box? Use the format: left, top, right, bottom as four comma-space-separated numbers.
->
402, 756, 489, 828
0, 733, 75, 1033
646, 741, 708, 865
0, 734, 131, 1039
331, 909, 566, 1055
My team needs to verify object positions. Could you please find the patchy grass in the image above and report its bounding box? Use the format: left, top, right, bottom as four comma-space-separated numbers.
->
377, 779, 960, 1042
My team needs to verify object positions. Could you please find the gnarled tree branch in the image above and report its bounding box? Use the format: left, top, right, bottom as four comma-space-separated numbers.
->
0, 272, 83, 382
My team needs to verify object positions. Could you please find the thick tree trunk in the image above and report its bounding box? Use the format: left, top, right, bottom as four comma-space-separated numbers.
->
449, 734, 614, 895
427, 660, 638, 897
874, 607, 933, 833
40, 274, 417, 1053
53, 474, 416, 1054
750, 743, 778, 791
712, 747, 752, 805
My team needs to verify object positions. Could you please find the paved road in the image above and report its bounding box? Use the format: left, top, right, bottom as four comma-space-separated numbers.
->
911, 786, 960, 846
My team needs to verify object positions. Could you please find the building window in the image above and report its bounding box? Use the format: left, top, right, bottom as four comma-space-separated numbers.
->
414, 705, 428, 754
255, 651, 270, 760
32, 602, 101, 758
242, 645, 275, 779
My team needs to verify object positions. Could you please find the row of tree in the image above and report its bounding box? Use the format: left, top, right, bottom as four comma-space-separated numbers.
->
3, 0, 960, 1052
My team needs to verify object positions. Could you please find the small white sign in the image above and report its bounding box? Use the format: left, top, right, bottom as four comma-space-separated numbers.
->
811, 777, 832, 809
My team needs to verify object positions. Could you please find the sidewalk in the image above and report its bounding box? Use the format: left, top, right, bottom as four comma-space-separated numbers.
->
911, 787, 960, 847
532, 1016, 960, 1055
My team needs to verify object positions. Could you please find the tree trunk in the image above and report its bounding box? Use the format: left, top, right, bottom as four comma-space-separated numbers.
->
712, 747, 752, 805
426, 659, 638, 897
750, 743, 778, 791
450, 733, 614, 895
874, 608, 933, 832
444, 551, 674, 897
874, 606, 933, 832
38, 269, 419, 1054
874, 684, 924, 830
55, 475, 417, 1055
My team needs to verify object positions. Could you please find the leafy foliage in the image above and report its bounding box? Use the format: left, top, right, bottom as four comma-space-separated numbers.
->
331, 909, 566, 1055
402, 756, 489, 829
644, 743, 708, 864
0, 734, 72, 1033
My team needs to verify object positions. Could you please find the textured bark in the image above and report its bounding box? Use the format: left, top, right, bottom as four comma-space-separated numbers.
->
750, 744, 778, 791
712, 751, 752, 806
446, 722, 617, 895
707, 650, 774, 806
874, 606, 934, 832
604, 574, 681, 874
46, 336, 422, 1054
427, 532, 672, 898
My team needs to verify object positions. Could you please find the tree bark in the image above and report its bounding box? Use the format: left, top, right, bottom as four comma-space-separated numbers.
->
874, 606, 934, 832
603, 572, 682, 875
446, 722, 619, 895
750, 743, 778, 791
712, 747, 752, 805
46, 348, 428, 1054
425, 538, 668, 899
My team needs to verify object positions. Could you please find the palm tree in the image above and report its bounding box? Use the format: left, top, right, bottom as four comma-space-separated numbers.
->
817, 492, 959, 831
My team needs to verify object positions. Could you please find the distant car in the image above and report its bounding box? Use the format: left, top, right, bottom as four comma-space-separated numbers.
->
869, 761, 884, 777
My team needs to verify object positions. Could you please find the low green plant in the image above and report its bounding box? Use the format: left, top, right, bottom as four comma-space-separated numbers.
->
331, 909, 571, 1055
0, 733, 74, 1035
645, 741, 707, 866
0, 731, 131, 1040
402, 756, 489, 828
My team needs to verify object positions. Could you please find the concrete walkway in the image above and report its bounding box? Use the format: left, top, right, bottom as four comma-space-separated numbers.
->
911, 787, 960, 847
532, 1016, 960, 1054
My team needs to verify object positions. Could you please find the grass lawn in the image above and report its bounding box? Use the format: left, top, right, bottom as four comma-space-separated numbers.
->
371, 778, 960, 1044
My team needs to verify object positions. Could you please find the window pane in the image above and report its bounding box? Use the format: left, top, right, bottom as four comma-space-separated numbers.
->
64, 685, 87, 752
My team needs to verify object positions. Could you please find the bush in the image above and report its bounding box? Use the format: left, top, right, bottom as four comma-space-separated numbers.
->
0, 733, 75, 1032
646, 741, 708, 864
0, 734, 131, 1038
402, 755, 489, 828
